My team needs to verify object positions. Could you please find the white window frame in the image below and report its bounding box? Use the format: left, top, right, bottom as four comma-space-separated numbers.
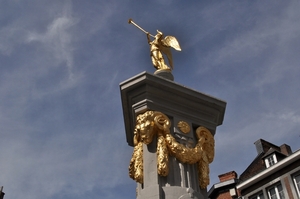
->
249, 192, 265, 199
267, 183, 285, 199
293, 173, 300, 198
265, 154, 278, 168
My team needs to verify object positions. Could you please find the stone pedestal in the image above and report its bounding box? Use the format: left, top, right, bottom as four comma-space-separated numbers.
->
120, 71, 226, 199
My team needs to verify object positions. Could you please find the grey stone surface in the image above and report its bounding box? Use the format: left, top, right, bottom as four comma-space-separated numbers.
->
120, 71, 226, 146
154, 70, 174, 81
120, 71, 226, 199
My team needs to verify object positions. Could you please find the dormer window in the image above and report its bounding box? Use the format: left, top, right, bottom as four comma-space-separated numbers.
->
265, 154, 278, 168
267, 156, 275, 166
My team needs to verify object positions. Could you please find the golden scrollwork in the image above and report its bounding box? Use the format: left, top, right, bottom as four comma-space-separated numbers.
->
129, 111, 215, 189
177, 121, 191, 134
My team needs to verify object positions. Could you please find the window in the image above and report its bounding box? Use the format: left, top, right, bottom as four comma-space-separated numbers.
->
267, 156, 275, 166
293, 174, 300, 197
267, 184, 285, 199
250, 192, 265, 199
265, 154, 278, 168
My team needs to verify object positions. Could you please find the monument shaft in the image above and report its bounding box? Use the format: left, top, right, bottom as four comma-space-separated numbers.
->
120, 71, 226, 199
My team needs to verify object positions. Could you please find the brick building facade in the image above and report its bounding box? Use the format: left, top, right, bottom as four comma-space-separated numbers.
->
208, 139, 300, 199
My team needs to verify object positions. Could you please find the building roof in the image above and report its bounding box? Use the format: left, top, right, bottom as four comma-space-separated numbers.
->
261, 147, 287, 159
239, 152, 265, 182
239, 139, 293, 182
237, 149, 300, 190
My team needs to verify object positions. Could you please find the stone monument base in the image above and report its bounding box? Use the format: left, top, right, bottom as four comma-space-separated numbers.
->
154, 69, 174, 81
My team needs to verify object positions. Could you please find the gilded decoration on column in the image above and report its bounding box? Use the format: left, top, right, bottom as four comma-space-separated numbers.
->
129, 111, 215, 189
196, 126, 215, 188
177, 121, 191, 134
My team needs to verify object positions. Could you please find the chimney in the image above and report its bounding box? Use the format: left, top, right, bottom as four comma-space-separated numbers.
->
218, 171, 238, 182
254, 139, 264, 154
280, 144, 292, 156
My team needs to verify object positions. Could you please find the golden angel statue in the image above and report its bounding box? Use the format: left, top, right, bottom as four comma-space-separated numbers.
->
147, 30, 181, 71
129, 19, 181, 71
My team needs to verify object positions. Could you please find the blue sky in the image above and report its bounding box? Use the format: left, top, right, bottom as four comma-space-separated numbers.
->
1, 1, 300, 199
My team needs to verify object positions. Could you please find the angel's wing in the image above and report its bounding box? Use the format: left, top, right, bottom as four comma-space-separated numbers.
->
162, 36, 181, 51
160, 46, 173, 69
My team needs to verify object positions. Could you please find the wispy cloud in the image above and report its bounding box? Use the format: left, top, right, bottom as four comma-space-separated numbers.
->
266, 110, 300, 124
26, 4, 76, 80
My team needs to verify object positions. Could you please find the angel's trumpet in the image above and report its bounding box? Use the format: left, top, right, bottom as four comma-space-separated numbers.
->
128, 18, 155, 37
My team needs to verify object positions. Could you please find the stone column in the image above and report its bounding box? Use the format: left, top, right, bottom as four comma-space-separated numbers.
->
120, 71, 226, 199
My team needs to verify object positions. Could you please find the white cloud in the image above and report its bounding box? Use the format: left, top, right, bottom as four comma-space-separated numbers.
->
27, 15, 77, 80
266, 111, 300, 124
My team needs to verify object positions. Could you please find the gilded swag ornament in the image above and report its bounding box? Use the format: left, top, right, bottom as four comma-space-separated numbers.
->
129, 111, 215, 189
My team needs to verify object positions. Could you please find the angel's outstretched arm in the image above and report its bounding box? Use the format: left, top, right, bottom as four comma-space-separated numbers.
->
147, 32, 151, 44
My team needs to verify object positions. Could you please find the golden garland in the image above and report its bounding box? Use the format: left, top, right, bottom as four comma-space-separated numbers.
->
129, 141, 143, 184
128, 111, 215, 189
